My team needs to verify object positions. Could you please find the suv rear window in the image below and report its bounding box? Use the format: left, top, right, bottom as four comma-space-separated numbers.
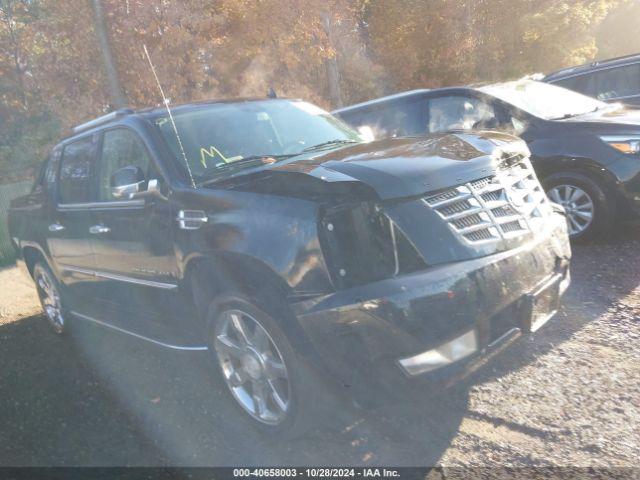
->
59, 136, 96, 204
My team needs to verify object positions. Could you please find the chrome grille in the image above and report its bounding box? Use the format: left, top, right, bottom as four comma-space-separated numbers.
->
423, 157, 550, 244
464, 229, 496, 242
438, 199, 474, 216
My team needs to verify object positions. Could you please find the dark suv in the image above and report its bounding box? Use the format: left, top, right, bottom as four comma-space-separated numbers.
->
333, 80, 640, 241
9, 98, 570, 434
544, 53, 640, 106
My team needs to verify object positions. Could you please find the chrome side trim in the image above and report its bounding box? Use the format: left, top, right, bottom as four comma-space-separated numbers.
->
71, 311, 208, 351
57, 200, 145, 211
60, 264, 178, 290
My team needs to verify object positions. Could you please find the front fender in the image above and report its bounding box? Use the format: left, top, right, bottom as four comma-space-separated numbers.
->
173, 188, 335, 296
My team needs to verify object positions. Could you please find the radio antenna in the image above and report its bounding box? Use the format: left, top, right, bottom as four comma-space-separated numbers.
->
143, 44, 196, 188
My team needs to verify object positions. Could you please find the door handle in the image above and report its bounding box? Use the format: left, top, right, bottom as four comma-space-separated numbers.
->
89, 225, 111, 235
48, 223, 65, 232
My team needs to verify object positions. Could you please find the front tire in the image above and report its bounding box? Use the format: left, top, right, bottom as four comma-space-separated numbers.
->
206, 295, 316, 436
33, 262, 67, 335
543, 172, 615, 242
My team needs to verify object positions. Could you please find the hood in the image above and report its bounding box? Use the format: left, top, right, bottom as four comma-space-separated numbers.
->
267, 131, 530, 200
556, 105, 640, 131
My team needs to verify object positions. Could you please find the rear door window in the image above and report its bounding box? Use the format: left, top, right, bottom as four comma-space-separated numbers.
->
554, 74, 594, 96
58, 136, 96, 204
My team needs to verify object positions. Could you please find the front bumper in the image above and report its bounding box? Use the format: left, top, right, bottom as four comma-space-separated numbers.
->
292, 214, 571, 402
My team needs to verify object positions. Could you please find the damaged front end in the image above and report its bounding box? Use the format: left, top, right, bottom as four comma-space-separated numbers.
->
317, 136, 563, 284
288, 134, 571, 402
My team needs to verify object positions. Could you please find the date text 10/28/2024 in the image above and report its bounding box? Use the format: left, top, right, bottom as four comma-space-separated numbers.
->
233, 468, 402, 478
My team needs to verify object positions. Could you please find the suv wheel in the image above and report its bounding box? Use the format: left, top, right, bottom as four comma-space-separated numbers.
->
207, 295, 316, 435
543, 172, 614, 242
33, 262, 66, 334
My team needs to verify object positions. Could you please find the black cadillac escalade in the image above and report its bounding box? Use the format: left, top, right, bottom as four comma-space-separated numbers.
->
8, 98, 571, 434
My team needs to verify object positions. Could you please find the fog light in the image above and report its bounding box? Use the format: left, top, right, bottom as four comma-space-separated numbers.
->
398, 329, 478, 376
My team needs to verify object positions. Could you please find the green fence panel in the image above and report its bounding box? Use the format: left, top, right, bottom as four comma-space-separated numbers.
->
0, 181, 33, 265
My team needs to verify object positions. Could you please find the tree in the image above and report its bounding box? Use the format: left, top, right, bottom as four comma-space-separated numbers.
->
0, 0, 633, 182
0, 0, 36, 109
596, 0, 640, 58
90, 0, 126, 108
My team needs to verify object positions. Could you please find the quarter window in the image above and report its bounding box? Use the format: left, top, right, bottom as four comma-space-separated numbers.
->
59, 137, 96, 204
98, 129, 151, 201
554, 74, 593, 96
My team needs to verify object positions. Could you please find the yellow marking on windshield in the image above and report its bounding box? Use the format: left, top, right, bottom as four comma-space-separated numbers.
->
200, 146, 225, 167
199, 146, 242, 167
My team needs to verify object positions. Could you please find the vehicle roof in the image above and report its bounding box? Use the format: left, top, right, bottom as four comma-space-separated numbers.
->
136, 97, 295, 116
544, 53, 640, 82
332, 89, 431, 115
62, 97, 298, 143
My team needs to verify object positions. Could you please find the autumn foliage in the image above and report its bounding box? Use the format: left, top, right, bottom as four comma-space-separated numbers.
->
0, 0, 636, 181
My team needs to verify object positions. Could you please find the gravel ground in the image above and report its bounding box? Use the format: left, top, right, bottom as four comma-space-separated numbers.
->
0, 224, 638, 469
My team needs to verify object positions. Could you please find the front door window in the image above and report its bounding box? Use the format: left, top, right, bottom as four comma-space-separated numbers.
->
427, 96, 499, 133
98, 128, 151, 202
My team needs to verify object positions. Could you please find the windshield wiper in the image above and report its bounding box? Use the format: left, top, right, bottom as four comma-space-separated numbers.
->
301, 139, 359, 152
218, 153, 295, 167
551, 106, 605, 120
196, 154, 295, 186
550, 112, 582, 120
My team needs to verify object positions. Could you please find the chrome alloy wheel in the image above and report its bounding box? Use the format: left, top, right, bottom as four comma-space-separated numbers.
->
213, 309, 291, 425
547, 184, 595, 236
35, 266, 64, 334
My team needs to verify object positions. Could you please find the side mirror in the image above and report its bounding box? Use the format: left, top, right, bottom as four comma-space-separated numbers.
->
111, 166, 146, 200
130, 178, 163, 200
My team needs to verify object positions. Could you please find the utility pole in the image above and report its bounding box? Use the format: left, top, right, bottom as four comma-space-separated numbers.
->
90, 0, 127, 108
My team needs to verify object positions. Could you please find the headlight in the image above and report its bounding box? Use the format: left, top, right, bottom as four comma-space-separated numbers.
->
320, 203, 426, 289
599, 136, 640, 154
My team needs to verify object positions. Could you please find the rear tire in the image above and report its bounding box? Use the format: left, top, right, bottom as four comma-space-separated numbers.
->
543, 171, 615, 242
206, 294, 319, 437
33, 262, 68, 335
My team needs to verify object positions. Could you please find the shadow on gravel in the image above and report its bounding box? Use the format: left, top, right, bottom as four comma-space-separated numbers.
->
0, 314, 167, 466
0, 312, 468, 466
62, 318, 469, 466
